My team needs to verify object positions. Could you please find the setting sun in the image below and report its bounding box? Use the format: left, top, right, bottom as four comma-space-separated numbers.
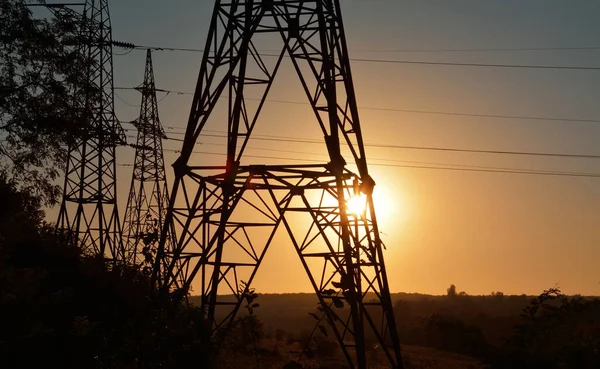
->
347, 193, 367, 216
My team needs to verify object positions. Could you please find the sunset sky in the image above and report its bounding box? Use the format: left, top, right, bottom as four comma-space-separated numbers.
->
48, 0, 600, 296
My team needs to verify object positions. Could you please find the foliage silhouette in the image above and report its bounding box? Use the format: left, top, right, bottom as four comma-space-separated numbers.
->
491, 287, 600, 368
447, 284, 457, 298
1, 0, 91, 205
0, 178, 213, 369
240, 281, 263, 356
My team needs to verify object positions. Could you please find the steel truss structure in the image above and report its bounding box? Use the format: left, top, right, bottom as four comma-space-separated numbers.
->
57, 0, 125, 261
154, 1, 403, 368
122, 50, 177, 269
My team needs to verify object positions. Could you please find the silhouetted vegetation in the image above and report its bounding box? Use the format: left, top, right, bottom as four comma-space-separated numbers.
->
0, 177, 213, 369
392, 285, 600, 367
1, 0, 90, 204
491, 288, 600, 368
204, 284, 599, 368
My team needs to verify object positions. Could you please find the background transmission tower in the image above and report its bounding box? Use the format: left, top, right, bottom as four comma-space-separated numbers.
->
122, 50, 176, 270
154, 1, 403, 368
57, 0, 126, 261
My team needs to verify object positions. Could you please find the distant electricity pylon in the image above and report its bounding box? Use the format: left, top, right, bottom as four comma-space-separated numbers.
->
153, 1, 403, 368
56, 0, 126, 261
122, 50, 177, 272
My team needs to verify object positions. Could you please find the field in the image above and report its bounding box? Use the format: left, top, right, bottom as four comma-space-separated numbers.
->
192, 290, 600, 368
217, 339, 484, 369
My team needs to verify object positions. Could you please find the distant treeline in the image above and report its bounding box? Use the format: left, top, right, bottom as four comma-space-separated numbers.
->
189, 291, 544, 339
193, 286, 600, 368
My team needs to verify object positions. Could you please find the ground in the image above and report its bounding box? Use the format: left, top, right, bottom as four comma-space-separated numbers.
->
218, 340, 484, 369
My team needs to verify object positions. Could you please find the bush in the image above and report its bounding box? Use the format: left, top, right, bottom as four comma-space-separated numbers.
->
492, 288, 600, 368
0, 179, 212, 369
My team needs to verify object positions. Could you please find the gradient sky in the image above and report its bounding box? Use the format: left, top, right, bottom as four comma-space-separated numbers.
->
47, 0, 600, 295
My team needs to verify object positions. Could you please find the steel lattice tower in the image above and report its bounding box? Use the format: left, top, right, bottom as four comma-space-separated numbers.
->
57, 0, 125, 261
122, 50, 176, 269
153, 1, 403, 368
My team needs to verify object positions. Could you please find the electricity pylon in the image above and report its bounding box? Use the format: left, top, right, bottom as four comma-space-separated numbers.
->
153, 1, 403, 368
122, 50, 176, 271
56, 0, 126, 261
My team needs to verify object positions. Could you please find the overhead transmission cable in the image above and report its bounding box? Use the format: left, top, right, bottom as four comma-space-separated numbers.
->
113, 86, 600, 125
354, 46, 600, 53
114, 91, 140, 107
112, 43, 600, 174
160, 140, 600, 174
113, 43, 600, 71
346, 58, 600, 70
119, 126, 600, 177
150, 129, 600, 160
124, 43, 600, 54
144, 148, 600, 179
122, 123, 600, 160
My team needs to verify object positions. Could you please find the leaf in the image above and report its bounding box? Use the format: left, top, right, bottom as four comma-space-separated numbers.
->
318, 324, 328, 337
332, 297, 344, 308
322, 288, 336, 296
0, 3, 89, 205
308, 312, 320, 321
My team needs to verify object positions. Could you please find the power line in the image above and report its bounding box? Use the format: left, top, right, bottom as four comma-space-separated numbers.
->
120, 126, 600, 175
113, 48, 135, 56
347, 57, 600, 71
364, 143, 600, 159
126, 43, 600, 54
347, 107, 600, 124
172, 141, 600, 175
157, 92, 171, 104
114, 86, 600, 125
115, 44, 600, 71
371, 163, 600, 178
355, 46, 600, 53
163, 148, 320, 163
126, 122, 600, 161
114, 91, 140, 107
115, 86, 191, 96
161, 130, 600, 161
156, 129, 600, 160
132, 45, 205, 53
157, 148, 600, 179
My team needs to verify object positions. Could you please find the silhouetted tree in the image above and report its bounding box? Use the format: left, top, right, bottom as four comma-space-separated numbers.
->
447, 284, 457, 298
1, 0, 89, 204
0, 178, 212, 368
492, 287, 600, 368
239, 281, 263, 351
491, 291, 505, 299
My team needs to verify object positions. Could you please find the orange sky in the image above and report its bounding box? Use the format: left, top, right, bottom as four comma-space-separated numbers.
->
47, 1, 600, 296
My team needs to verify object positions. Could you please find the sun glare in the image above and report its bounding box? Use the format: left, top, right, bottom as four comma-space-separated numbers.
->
347, 194, 367, 216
